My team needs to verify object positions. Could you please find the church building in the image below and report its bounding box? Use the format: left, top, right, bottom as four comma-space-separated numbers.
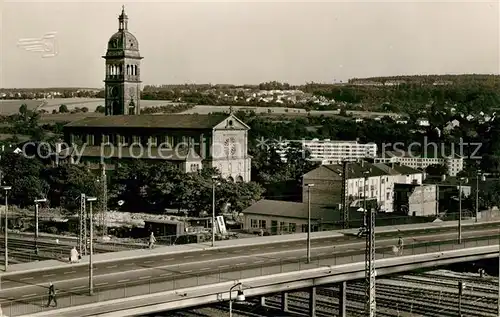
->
62, 7, 251, 182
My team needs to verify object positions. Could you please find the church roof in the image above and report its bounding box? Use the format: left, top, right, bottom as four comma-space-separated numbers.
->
65, 114, 230, 129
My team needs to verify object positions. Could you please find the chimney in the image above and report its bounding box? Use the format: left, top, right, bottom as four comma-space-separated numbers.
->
361, 160, 364, 168
441, 174, 446, 182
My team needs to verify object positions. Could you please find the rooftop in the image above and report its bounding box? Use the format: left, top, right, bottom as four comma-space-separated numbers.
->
65, 114, 229, 129
303, 161, 421, 180
382, 150, 462, 159
242, 199, 338, 222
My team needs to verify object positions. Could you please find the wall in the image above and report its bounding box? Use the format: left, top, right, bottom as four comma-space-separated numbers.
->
477, 207, 500, 221
243, 214, 317, 234
211, 117, 250, 182
408, 185, 437, 216
302, 178, 342, 207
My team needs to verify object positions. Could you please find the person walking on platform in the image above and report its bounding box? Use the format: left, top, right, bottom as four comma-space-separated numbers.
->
46, 282, 57, 307
149, 232, 156, 249
397, 236, 404, 256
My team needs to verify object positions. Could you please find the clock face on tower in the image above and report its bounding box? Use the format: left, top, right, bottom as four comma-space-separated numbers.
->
108, 86, 118, 98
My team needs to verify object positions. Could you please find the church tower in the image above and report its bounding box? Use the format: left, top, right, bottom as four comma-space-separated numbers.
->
103, 6, 143, 115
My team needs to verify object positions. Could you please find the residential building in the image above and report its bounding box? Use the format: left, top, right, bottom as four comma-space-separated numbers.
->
276, 139, 377, 165
60, 8, 251, 181
416, 118, 430, 126
393, 176, 473, 217
241, 199, 340, 234
302, 161, 423, 212
375, 151, 463, 176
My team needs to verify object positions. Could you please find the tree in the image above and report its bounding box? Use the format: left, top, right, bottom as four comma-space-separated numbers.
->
58, 104, 69, 113
95, 105, 105, 113
43, 165, 100, 212
0, 152, 49, 207
425, 164, 448, 176
109, 161, 264, 216
19, 104, 28, 120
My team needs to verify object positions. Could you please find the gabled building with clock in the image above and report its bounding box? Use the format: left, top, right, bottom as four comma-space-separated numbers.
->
61, 7, 252, 182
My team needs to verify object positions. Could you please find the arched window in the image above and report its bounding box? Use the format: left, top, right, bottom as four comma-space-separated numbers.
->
126, 65, 130, 75
228, 176, 234, 182
236, 175, 244, 182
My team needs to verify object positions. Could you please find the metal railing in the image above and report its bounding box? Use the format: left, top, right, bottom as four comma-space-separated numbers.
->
2, 234, 499, 316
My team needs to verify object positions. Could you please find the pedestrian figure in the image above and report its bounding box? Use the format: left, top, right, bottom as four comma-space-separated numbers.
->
148, 232, 156, 249
397, 236, 404, 256
479, 268, 485, 278
46, 282, 57, 307
70, 246, 79, 263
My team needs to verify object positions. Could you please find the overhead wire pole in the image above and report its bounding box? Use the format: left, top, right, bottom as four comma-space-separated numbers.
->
100, 164, 107, 238
80, 193, 87, 256
365, 207, 376, 317
341, 161, 349, 229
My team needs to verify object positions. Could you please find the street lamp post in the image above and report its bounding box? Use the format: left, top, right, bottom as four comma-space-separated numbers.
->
458, 177, 466, 244
34, 198, 47, 253
228, 282, 245, 317
211, 176, 218, 248
475, 170, 483, 223
305, 184, 314, 263
498, 230, 500, 317
86, 196, 97, 295
2, 186, 11, 271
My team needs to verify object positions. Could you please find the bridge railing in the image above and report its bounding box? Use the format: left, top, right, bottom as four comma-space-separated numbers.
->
4, 234, 500, 317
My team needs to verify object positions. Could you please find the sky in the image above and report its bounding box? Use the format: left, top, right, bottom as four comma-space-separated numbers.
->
1, 1, 499, 88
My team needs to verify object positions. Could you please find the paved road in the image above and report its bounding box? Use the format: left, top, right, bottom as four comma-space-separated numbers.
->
0, 229, 497, 309
6, 230, 498, 317
0, 224, 489, 291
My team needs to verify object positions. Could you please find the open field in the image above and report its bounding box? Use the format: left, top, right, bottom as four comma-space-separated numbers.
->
0, 98, 180, 115
182, 105, 399, 118
1, 98, 399, 120
0, 100, 42, 114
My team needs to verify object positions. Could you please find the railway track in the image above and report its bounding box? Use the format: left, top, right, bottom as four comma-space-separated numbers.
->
5, 232, 146, 251
0, 235, 142, 263
245, 271, 499, 317
388, 275, 497, 296
345, 282, 496, 317
264, 292, 395, 317
408, 271, 498, 288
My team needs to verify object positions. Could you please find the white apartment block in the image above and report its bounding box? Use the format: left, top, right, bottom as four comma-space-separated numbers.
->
277, 139, 377, 164
375, 151, 463, 177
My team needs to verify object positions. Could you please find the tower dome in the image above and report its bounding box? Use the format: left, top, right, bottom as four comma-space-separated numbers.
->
106, 6, 140, 58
